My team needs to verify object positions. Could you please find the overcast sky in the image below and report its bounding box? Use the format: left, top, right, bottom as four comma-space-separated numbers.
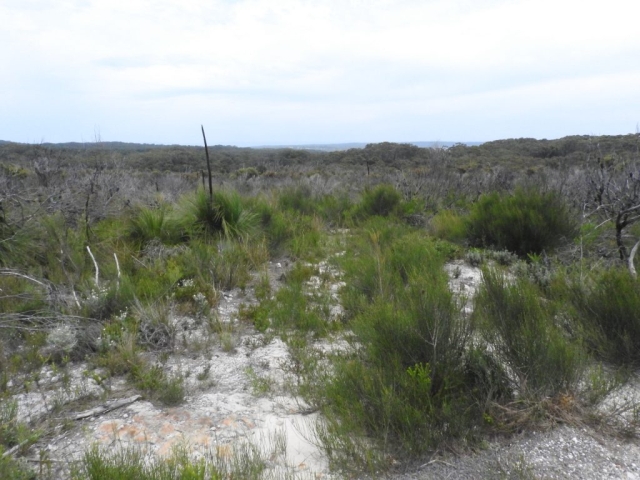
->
1, 0, 639, 146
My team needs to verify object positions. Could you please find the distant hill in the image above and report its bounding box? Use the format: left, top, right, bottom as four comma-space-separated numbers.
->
0, 139, 482, 151
251, 141, 483, 151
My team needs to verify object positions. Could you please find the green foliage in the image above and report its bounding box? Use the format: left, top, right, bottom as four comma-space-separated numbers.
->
0, 451, 35, 480
0, 213, 41, 269
270, 283, 330, 335
428, 209, 467, 242
569, 267, 640, 365
259, 207, 292, 254
97, 330, 185, 406
0, 399, 37, 480
182, 189, 258, 240
465, 188, 577, 257
473, 268, 584, 398
127, 205, 183, 247
277, 185, 317, 215
73, 441, 269, 480
316, 191, 353, 227
287, 215, 324, 261
317, 228, 483, 459
338, 226, 440, 318
353, 184, 402, 219
73, 445, 206, 480
238, 303, 271, 332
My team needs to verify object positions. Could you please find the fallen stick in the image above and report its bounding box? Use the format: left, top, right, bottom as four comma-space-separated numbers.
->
2, 439, 30, 459
72, 395, 142, 421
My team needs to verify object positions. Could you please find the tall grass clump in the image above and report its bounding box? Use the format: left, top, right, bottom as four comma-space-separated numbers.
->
127, 204, 183, 247
428, 209, 467, 243
73, 441, 273, 480
465, 188, 577, 257
338, 221, 424, 317
569, 267, 640, 365
473, 268, 584, 398
182, 189, 258, 240
317, 230, 485, 465
277, 184, 318, 216
352, 184, 402, 219
316, 191, 353, 227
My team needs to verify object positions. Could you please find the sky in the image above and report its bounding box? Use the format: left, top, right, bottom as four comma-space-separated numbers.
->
1, 0, 639, 147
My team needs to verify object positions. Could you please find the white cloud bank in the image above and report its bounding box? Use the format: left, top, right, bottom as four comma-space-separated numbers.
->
1, 0, 639, 145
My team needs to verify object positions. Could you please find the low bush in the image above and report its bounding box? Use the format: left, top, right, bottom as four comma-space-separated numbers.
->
465, 188, 577, 257
428, 209, 467, 242
72, 441, 269, 480
352, 184, 402, 219
316, 191, 353, 227
127, 205, 183, 247
317, 228, 484, 460
181, 189, 258, 240
473, 268, 585, 398
277, 184, 317, 215
338, 226, 439, 318
569, 267, 640, 365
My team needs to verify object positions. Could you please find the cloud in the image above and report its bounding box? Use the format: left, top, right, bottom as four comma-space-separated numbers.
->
1, 0, 639, 144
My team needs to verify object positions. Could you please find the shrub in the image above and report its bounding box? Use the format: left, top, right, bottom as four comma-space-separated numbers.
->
277, 184, 317, 215
287, 215, 324, 261
428, 209, 467, 242
569, 267, 640, 365
465, 249, 484, 267
338, 227, 439, 317
133, 299, 175, 351
73, 441, 269, 480
465, 188, 577, 257
270, 283, 329, 335
353, 184, 402, 219
318, 229, 483, 458
0, 452, 34, 480
182, 189, 258, 240
316, 191, 353, 227
127, 205, 183, 247
473, 268, 584, 398
262, 208, 292, 254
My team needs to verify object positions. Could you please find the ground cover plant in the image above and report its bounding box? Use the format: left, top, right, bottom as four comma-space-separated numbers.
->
1, 135, 640, 478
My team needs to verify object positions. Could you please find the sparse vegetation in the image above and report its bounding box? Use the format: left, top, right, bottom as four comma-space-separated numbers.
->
2, 135, 640, 478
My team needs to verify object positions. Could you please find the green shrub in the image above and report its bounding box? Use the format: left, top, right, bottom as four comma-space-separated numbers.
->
287, 215, 324, 261
465, 188, 577, 257
133, 299, 175, 351
73, 441, 268, 480
182, 189, 258, 240
277, 185, 317, 215
317, 228, 484, 459
81, 278, 137, 321
262, 208, 292, 253
428, 209, 467, 242
353, 184, 402, 219
338, 228, 440, 318
127, 205, 183, 247
269, 283, 329, 335
0, 452, 34, 480
0, 399, 39, 479
316, 191, 353, 227
473, 268, 584, 398
569, 267, 640, 365
322, 283, 478, 456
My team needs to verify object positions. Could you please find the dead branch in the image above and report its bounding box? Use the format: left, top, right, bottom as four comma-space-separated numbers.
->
71, 395, 142, 420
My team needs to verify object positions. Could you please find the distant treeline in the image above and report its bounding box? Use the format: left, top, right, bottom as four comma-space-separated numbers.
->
1, 134, 638, 175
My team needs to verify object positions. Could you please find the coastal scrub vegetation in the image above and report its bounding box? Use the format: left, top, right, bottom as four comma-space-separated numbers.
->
1, 133, 640, 477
